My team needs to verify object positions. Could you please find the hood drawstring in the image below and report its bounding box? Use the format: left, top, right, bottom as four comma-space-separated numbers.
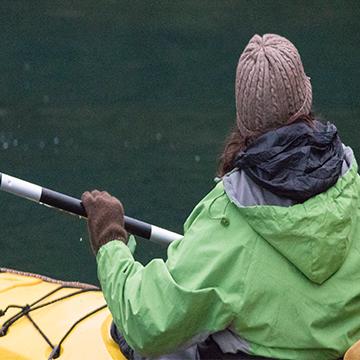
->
208, 191, 231, 227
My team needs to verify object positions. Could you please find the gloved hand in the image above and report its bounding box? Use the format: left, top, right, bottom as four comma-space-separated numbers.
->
81, 190, 128, 255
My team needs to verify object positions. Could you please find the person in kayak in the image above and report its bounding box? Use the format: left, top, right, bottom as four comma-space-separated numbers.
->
82, 34, 360, 360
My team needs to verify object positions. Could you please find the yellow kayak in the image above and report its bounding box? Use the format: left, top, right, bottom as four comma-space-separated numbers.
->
0, 268, 126, 360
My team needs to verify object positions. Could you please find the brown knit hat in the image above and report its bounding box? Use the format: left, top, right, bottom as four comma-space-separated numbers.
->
235, 34, 312, 138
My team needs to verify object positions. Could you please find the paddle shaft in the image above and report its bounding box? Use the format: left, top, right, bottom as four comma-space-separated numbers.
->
0, 172, 182, 246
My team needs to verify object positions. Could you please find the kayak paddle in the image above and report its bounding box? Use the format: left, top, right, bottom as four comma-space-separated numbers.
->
0, 172, 182, 246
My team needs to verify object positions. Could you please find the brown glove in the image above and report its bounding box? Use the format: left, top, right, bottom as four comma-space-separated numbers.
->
81, 190, 128, 255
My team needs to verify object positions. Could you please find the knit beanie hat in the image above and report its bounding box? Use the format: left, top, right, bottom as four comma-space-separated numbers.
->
235, 34, 312, 138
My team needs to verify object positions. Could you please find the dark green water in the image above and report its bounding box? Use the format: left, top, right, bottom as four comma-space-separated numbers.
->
0, 1, 359, 284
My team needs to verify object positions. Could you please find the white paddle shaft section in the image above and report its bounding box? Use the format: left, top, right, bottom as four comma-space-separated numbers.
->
1, 174, 42, 202
150, 225, 183, 245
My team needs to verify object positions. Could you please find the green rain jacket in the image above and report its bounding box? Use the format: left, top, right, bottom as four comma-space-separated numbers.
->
97, 147, 360, 360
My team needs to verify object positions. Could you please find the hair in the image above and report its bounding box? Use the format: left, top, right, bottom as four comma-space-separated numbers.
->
217, 113, 315, 177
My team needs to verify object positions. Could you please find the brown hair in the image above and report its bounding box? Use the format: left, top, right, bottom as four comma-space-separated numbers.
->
217, 114, 315, 177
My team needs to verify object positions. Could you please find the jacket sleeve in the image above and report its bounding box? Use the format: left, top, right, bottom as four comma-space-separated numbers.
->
96, 191, 240, 356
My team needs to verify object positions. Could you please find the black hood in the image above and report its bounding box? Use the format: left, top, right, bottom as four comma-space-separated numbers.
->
233, 120, 345, 203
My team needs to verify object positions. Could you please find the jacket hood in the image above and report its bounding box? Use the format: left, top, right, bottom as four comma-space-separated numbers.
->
234, 121, 344, 202
224, 124, 359, 284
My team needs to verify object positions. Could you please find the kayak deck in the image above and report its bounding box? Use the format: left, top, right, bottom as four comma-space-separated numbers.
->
0, 268, 125, 359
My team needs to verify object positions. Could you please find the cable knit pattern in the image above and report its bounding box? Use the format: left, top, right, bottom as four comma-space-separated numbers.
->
235, 34, 312, 138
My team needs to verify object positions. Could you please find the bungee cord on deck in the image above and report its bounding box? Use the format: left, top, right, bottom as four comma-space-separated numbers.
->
0, 283, 106, 359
